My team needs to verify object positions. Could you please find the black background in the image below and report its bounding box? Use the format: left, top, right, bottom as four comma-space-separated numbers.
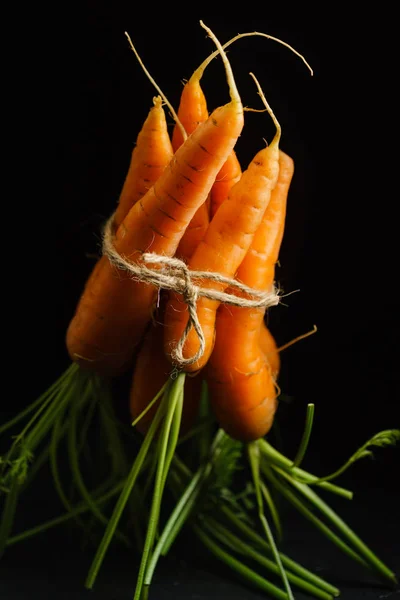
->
2, 4, 399, 599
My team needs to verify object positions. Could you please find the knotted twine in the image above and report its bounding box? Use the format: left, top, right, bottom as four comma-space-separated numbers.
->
102, 216, 280, 368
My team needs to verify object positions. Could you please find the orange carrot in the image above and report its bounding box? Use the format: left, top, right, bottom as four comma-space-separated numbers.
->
163, 74, 281, 373
259, 323, 281, 380
189, 29, 310, 220
171, 78, 208, 151
114, 96, 173, 228
205, 150, 294, 441
129, 315, 201, 436
66, 22, 244, 377
210, 151, 242, 218
172, 68, 210, 260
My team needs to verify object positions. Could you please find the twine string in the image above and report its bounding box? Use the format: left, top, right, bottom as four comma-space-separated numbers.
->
102, 216, 280, 367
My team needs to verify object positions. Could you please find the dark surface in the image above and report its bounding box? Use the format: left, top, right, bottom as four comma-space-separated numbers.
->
1, 474, 399, 599
4, 4, 400, 600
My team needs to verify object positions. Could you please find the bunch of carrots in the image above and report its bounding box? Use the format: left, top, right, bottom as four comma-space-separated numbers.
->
67, 23, 291, 443
1, 20, 398, 600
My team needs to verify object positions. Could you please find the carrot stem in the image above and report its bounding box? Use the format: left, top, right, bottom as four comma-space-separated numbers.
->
0, 478, 19, 557
98, 400, 144, 552
193, 523, 289, 600
218, 504, 340, 597
131, 381, 169, 428
6, 481, 125, 546
259, 439, 353, 499
146, 430, 227, 580
144, 467, 203, 583
302, 429, 400, 484
263, 465, 371, 569
197, 380, 212, 462
248, 442, 294, 600
67, 390, 131, 547
0, 364, 78, 436
134, 373, 185, 600
275, 467, 398, 585
204, 517, 334, 600
292, 403, 315, 468
261, 480, 282, 541
170, 455, 339, 596
85, 382, 171, 590
49, 406, 87, 533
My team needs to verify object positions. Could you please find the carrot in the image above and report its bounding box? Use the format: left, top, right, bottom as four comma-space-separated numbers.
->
130, 31, 246, 432
66, 21, 244, 377
171, 77, 208, 152
129, 315, 201, 436
210, 151, 242, 218
172, 68, 210, 260
259, 323, 281, 380
113, 96, 174, 229
163, 74, 281, 373
192, 29, 310, 219
205, 150, 294, 441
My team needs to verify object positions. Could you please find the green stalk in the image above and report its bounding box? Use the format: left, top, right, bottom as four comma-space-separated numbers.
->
259, 439, 353, 499
0, 364, 78, 436
145, 456, 215, 584
302, 429, 400, 484
193, 524, 289, 600
218, 504, 340, 597
161, 385, 184, 490
159, 429, 226, 556
263, 465, 370, 568
23, 421, 68, 489
205, 517, 334, 600
49, 407, 88, 534
76, 385, 97, 461
0, 478, 19, 557
85, 379, 171, 590
156, 470, 204, 557
248, 442, 294, 600
170, 455, 339, 597
6, 481, 124, 546
131, 381, 169, 428
276, 467, 398, 585
292, 404, 315, 468
134, 373, 185, 600
197, 380, 212, 461
22, 369, 85, 461
98, 395, 144, 552
1, 372, 77, 485
67, 389, 131, 547
261, 480, 282, 540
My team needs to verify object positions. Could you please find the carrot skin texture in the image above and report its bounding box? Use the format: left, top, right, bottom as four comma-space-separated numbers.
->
171, 78, 208, 151
206, 151, 294, 441
206, 313, 278, 442
164, 139, 280, 373
173, 77, 210, 261
259, 323, 281, 380
210, 150, 242, 218
66, 102, 244, 376
130, 321, 201, 436
114, 97, 173, 228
